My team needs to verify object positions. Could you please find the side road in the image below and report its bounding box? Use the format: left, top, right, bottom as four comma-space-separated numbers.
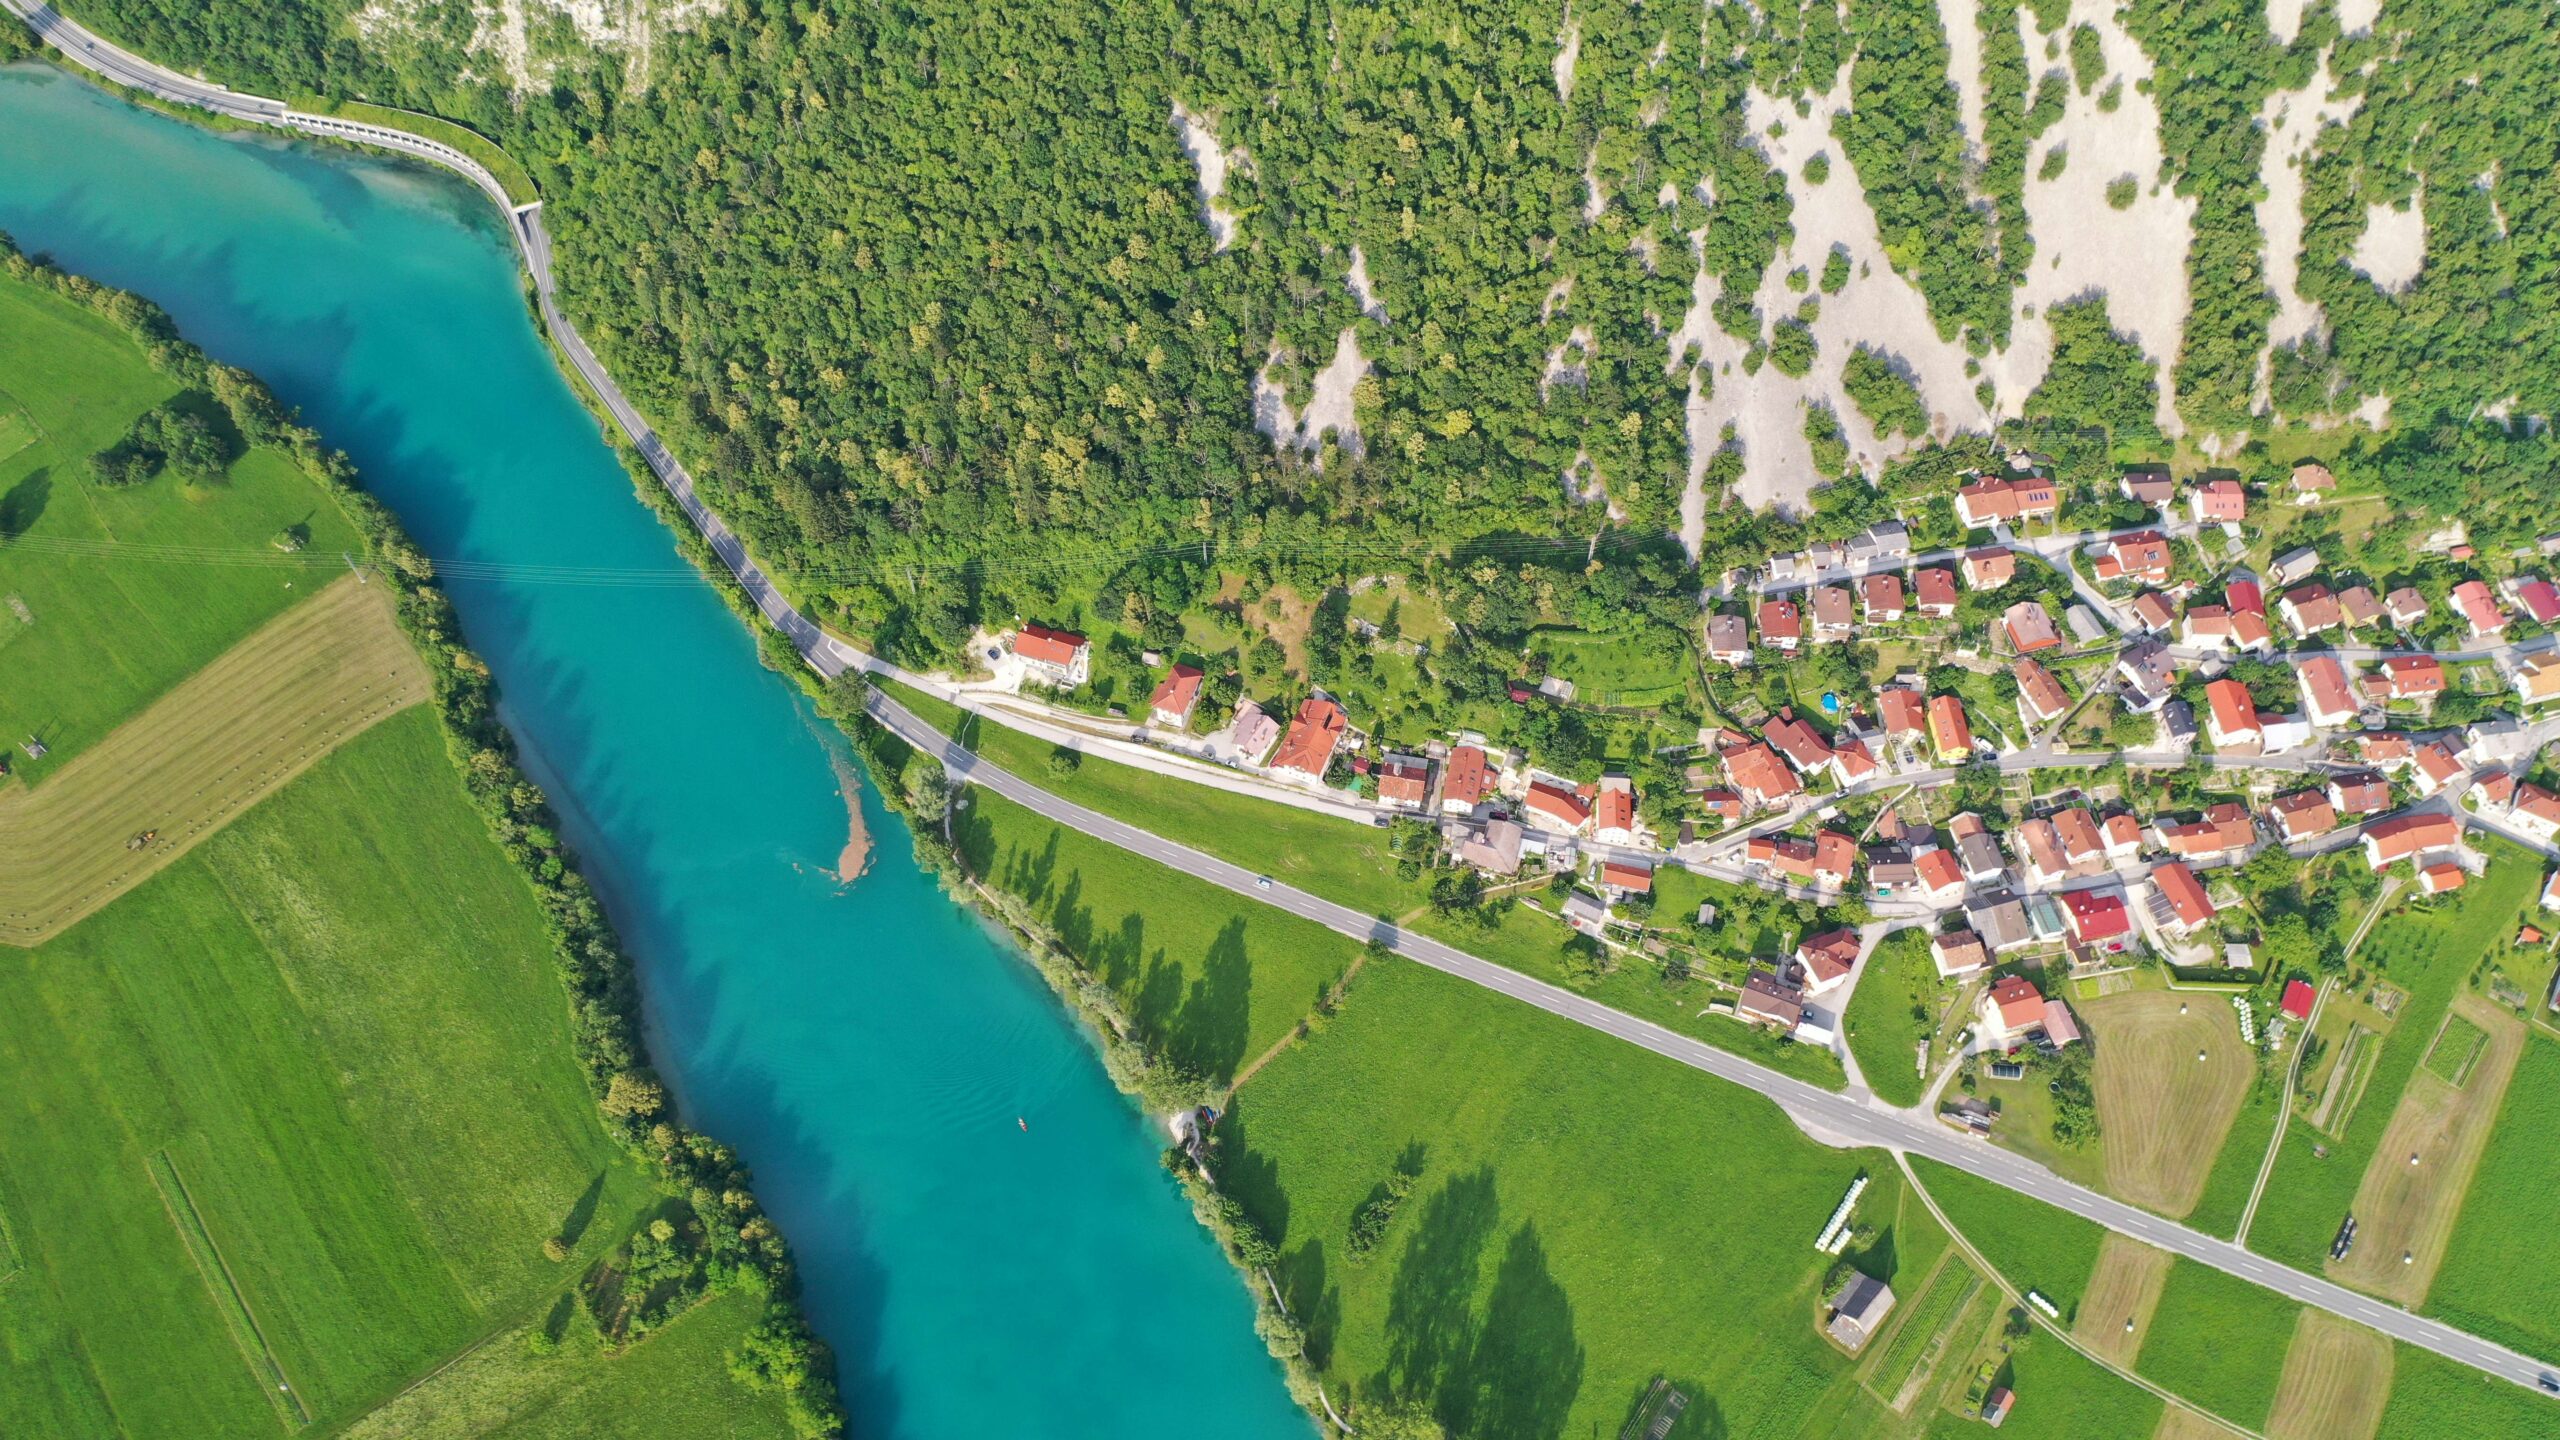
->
19, 4, 2557, 1400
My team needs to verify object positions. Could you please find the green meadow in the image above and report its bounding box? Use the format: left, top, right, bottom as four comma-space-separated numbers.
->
2135, 1260, 2301, 1429
0, 277, 363, 786
2428, 1035, 2560, 1361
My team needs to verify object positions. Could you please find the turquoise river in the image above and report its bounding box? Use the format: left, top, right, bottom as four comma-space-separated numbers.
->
0, 64, 1308, 1437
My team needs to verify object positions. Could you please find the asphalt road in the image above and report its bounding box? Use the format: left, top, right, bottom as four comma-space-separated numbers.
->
21, 3, 2557, 1400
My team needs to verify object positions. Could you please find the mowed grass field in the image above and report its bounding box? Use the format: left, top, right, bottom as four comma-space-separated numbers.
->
1222, 955, 1902, 1440
0, 277, 363, 784
2135, 1259, 2303, 1430
2425, 1034, 2560, 1360
951, 786, 1361, 1084
2248, 858, 2536, 1272
0, 711, 710, 1435
2084, 990, 2256, 1218
2266, 1310, 2393, 1440
2330, 996, 2525, 1305
2074, 1234, 2173, 1366
2376, 1345, 2560, 1440
0, 574, 428, 944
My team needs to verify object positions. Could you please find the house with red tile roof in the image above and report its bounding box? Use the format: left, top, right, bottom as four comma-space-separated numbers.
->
2129, 591, 2175, 633
1758, 598, 1803, 652
2289, 461, 2337, 502
1593, 776, 1640, 844
1956, 476, 2060, 529
1269, 696, 1349, 779
2360, 733, 2414, 767
2151, 861, 2215, 932
2204, 678, 2263, 750
2509, 783, 2560, 843
1375, 753, 1433, 810
2095, 531, 2173, 585
1914, 567, 1959, 617
1598, 858, 1653, 895
1148, 663, 1205, 727
1962, 547, 2017, 590
2339, 586, 2384, 629
2004, 600, 2063, 654
2281, 980, 2317, 1020
2053, 808, 2105, 870
2182, 605, 2275, 657
2226, 578, 2265, 616
2278, 583, 2344, 638
1793, 928, 1864, 996
2412, 740, 2467, 796
1812, 831, 1859, 889
2326, 771, 2391, 815
2296, 655, 2359, 728
2374, 655, 2446, 702
2420, 862, 2467, 895
2516, 656, 2560, 705
2061, 887, 2133, 948
1014, 623, 1092, 687
1441, 744, 1494, 813
2363, 812, 2459, 869
2013, 659, 2071, 727
1928, 695, 1975, 762
2014, 817, 2068, 887
2121, 470, 2176, 507
2190, 479, 2247, 524
2385, 587, 2429, 628
1765, 711, 1836, 776
1931, 928, 1990, 977
1811, 585, 1856, 641
2453, 579, 2507, 638
1748, 834, 1820, 881
1523, 776, 1595, 831
1880, 687, 1928, 741
2267, 789, 2337, 842
2101, 811, 2144, 860
1916, 849, 1966, 906
2156, 802, 2257, 861
1861, 572, 1907, 623
1832, 736, 1880, 783
1723, 741, 1802, 808
2508, 578, 2560, 627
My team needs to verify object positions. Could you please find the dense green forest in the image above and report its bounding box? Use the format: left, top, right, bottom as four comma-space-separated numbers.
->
39, 0, 2560, 663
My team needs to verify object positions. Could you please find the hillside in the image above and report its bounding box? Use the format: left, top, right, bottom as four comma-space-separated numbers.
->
39, 0, 2560, 672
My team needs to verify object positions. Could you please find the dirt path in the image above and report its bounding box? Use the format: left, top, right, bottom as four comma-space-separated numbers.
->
0, 575, 428, 945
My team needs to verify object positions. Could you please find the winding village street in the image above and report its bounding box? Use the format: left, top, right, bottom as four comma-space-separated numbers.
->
22, 0, 2560, 1403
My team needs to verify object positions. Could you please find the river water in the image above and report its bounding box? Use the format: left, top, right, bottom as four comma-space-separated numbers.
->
0, 64, 1306, 1438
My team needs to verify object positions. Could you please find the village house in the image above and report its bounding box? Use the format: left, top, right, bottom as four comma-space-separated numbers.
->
2102, 811, 2144, 861
2363, 812, 2461, 871
2509, 783, 2560, 843
1833, 735, 1881, 784
1792, 928, 1863, 997
1593, 775, 1640, 845
2327, 770, 2391, 815
1013, 623, 1092, 688
2129, 590, 2176, 634
2014, 817, 2069, 888
1736, 969, 1808, 1032
2453, 579, 2508, 639
2297, 655, 2360, 729
2004, 600, 2064, 654
2339, 585, 2384, 630
2289, 460, 2337, 502
1914, 567, 1959, 618
2115, 640, 2178, 713
1879, 686, 1928, 745
2159, 698, 2199, 748
1147, 663, 1205, 727
1375, 753, 1433, 810
1931, 927, 1990, 977
1962, 546, 2017, 590
2014, 658, 2071, 728
2150, 861, 2215, 934
1928, 695, 1976, 761
2156, 801, 2258, 862
2120, 469, 2176, 507
1955, 475, 2060, 530
1966, 892, 2035, 953
1867, 849, 1919, 900
2360, 733, 2415, 768
2270, 547, 2321, 588
1812, 832, 1859, 890
2412, 740, 2467, 797
1447, 817, 1525, 875
1563, 891, 1611, 936
1269, 696, 1349, 780
2420, 861, 2467, 894
2180, 605, 2274, 656
1765, 711, 1837, 777
1441, 743, 1495, 814
2061, 886, 2134, 951
2204, 677, 2264, 751
1229, 700, 1281, 763
2267, 789, 2338, 843
1747, 834, 1820, 883
1597, 857, 1653, 897
1758, 598, 1804, 653
1724, 740, 1802, 809
2385, 587, 2430, 628
2227, 577, 2265, 616
1861, 572, 1907, 624
1706, 612, 1751, 663
2474, 769, 2518, 809
2190, 479, 2247, 525
2507, 577, 2560, 628
2513, 655, 2560, 706
2374, 655, 2447, 704
1947, 812, 2007, 883
2278, 583, 2344, 638
2054, 808, 2106, 871
1827, 1274, 1898, 1352
1979, 974, 2082, 1049
1524, 775, 1595, 831
1916, 848, 1968, 907
2095, 530, 2173, 586
1811, 585, 1856, 642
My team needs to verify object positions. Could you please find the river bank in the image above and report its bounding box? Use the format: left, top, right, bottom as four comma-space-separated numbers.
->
0, 61, 1308, 1438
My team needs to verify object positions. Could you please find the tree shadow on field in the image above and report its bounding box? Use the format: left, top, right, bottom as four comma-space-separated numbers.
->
1844, 1220, 1897, 1285
1376, 1167, 1500, 1406
0, 468, 46, 541
1444, 1224, 1583, 1440
1166, 917, 1253, 1083
557, 1170, 609, 1249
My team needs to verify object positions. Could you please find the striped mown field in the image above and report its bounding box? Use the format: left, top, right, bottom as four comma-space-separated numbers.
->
0, 573, 427, 944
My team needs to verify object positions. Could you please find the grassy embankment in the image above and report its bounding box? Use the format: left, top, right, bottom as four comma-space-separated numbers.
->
0, 264, 796, 1437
